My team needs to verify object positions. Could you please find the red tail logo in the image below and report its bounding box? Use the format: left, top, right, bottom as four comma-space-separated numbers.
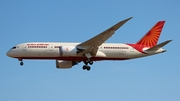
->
136, 21, 165, 47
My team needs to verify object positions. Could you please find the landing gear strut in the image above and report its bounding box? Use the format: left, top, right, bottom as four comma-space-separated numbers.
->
18, 59, 24, 66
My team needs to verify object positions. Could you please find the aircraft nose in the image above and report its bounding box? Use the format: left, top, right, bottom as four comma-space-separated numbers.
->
6, 50, 13, 57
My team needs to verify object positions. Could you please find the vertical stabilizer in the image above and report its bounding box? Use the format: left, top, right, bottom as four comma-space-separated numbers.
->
136, 21, 165, 47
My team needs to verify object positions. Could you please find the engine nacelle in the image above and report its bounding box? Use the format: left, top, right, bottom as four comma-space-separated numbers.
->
56, 60, 74, 68
59, 46, 77, 56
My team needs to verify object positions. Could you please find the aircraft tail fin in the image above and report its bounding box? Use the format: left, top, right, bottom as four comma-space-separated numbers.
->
145, 40, 172, 52
136, 21, 165, 47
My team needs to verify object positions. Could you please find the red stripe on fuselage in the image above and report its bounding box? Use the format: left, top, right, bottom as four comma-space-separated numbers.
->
15, 57, 130, 61
127, 44, 147, 54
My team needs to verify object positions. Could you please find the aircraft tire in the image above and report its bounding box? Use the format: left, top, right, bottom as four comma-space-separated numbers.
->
87, 66, 91, 71
20, 62, 23, 66
89, 61, 93, 65
83, 65, 87, 70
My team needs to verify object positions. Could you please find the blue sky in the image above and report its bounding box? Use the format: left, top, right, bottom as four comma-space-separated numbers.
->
1, 0, 180, 101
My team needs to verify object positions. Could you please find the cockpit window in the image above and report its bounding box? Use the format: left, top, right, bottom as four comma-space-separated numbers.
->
11, 46, 16, 49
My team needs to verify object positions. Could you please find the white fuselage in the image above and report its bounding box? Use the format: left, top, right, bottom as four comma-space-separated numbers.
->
6, 18, 170, 70
6, 42, 164, 61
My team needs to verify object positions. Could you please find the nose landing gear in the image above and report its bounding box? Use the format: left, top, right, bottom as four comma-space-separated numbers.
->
18, 59, 24, 66
20, 61, 24, 66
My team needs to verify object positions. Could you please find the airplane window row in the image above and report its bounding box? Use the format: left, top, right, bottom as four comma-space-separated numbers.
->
54, 46, 60, 48
104, 47, 129, 49
28, 46, 47, 48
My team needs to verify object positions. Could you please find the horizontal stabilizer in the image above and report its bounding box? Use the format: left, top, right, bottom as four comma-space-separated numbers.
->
146, 40, 172, 51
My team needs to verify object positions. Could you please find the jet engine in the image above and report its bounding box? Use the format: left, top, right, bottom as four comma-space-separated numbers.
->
56, 60, 78, 68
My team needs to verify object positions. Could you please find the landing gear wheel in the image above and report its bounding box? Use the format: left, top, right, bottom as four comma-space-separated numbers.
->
20, 62, 24, 66
89, 61, 93, 65
83, 60, 93, 65
83, 61, 88, 65
82, 65, 91, 71
83, 65, 86, 70
86, 66, 91, 71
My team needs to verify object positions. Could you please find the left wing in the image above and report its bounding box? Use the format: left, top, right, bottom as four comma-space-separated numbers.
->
77, 17, 132, 56
146, 40, 172, 51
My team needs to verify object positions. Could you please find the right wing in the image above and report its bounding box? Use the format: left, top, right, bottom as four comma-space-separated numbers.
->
77, 17, 133, 56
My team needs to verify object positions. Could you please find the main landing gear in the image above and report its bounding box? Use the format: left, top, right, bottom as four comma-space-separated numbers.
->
82, 53, 93, 71
18, 59, 24, 66
82, 60, 93, 71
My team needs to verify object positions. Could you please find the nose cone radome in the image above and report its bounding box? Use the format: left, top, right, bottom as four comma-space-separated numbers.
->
6, 50, 13, 57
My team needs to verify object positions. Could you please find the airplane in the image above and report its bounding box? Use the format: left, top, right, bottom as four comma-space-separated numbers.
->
6, 17, 172, 71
